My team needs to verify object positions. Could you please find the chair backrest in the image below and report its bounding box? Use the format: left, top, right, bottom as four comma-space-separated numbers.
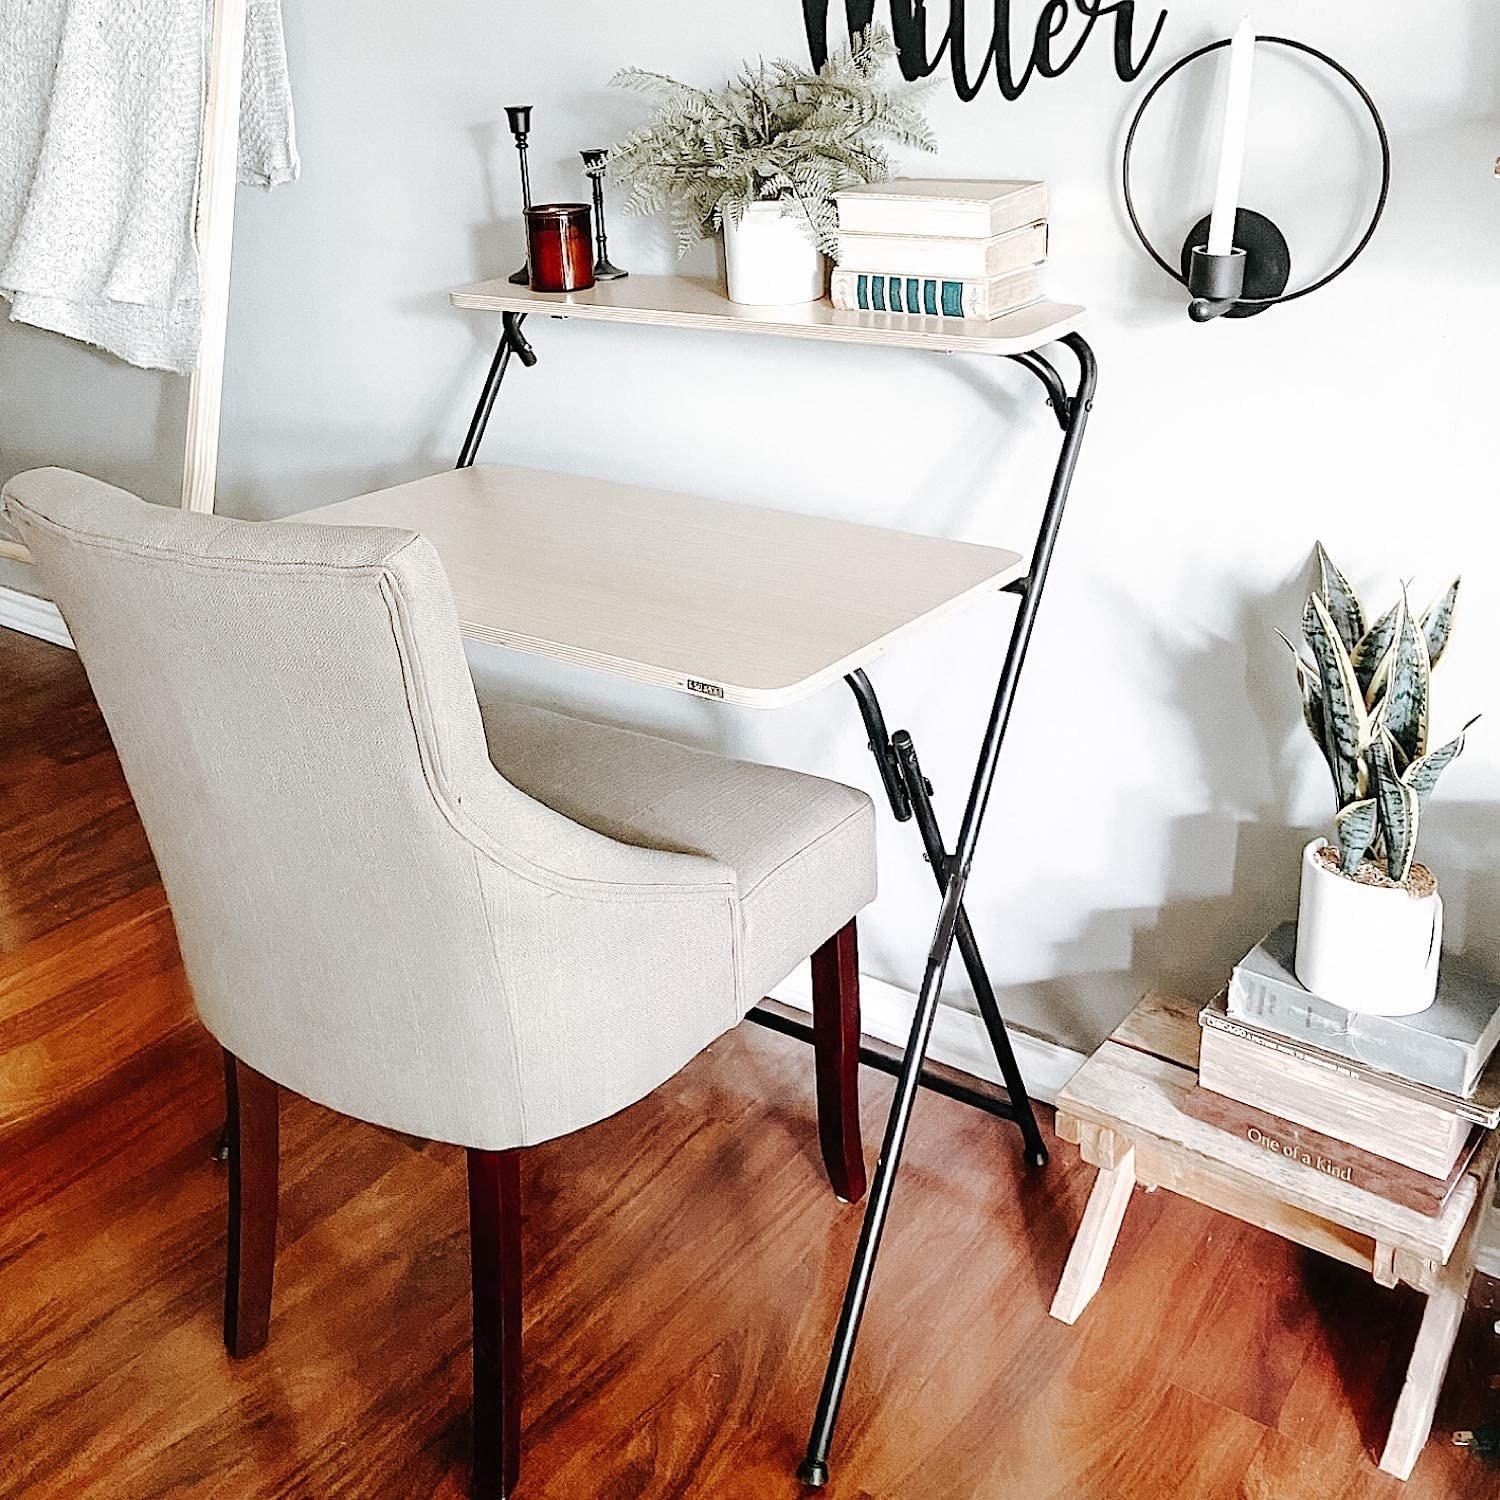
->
5, 468, 739, 1150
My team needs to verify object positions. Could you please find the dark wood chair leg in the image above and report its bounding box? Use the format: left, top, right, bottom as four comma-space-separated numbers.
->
811, 919, 866, 1204
468, 1148, 523, 1500
222, 1049, 279, 1358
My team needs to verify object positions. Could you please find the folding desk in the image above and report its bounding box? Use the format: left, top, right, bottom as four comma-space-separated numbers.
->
300, 274, 1097, 1486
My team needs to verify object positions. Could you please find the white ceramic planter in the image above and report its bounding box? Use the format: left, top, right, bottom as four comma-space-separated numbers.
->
722, 202, 826, 306
1293, 839, 1442, 1016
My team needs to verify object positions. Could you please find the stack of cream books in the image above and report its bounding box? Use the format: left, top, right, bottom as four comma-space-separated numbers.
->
1190, 923, 1500, 1212
830, 179, 1047, 321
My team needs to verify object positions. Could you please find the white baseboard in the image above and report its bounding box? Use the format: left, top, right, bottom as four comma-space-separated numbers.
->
0, 584, 72, 649
769, 966, 1086, 1107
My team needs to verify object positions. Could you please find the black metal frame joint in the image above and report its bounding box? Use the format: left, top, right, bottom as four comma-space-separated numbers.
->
504, 312, 538, 367
456, 312, 535, 469
845, 668, 911, 823
1008, 349, 1072, 430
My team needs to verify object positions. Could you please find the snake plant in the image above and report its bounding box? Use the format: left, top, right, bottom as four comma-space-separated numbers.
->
1283, 545, 1475, 886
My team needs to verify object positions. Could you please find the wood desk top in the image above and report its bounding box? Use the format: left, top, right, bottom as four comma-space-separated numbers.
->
450, 275, 1085, 358
298, 464, 1025, 708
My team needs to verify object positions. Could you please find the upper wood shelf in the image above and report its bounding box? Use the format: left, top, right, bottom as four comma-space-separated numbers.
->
450, 275, 1084, 358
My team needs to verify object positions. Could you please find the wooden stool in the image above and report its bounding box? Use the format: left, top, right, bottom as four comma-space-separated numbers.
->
1050, 993, 1500, 1482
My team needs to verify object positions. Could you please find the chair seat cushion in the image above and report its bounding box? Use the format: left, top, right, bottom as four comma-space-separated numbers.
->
478, 699, 877, 1006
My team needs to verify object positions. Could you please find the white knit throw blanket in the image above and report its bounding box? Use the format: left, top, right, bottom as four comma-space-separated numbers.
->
0, 0, 298, 373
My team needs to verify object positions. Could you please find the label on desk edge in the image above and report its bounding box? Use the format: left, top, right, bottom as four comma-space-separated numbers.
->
685, 677, 725, 699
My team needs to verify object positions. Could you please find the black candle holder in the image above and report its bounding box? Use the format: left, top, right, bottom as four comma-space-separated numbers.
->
1183, 211, 1289, 321
580, 149, 628, 281
505, 104, 534, 286
1122, 37, 1390, 323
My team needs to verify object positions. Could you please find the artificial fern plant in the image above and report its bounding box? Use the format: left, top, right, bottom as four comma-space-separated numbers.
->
1284, 545, 1476, 887
606, 28, 935, 258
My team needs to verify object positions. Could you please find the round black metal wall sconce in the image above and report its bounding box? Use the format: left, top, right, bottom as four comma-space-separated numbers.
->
1122, 37, 1391, 322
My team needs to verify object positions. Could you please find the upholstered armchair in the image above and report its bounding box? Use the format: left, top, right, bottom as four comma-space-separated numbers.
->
5, 468, 878, 1499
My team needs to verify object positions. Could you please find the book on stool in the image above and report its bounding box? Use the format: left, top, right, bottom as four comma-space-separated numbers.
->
1231, 922, 1500, 1095
1195, 923, 1500, 1198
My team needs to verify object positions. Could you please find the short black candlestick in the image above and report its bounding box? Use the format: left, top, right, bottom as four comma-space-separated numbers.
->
506, 104, 534, 286
580, 149, 627, 280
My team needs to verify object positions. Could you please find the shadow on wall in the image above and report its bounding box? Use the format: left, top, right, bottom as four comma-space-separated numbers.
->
1420, 799, 1500, 978
1126, 557, 1319, 1002
990, 812, 1314, 1051
915, 560, 1309, 1043
0, 320, 188, 498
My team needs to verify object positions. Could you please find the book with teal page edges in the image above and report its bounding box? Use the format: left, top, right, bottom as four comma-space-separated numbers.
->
1228, 922, 1500, 1097
829, 266, 1042, 319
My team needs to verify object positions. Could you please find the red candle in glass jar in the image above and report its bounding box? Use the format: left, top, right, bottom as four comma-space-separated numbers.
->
526, 203, 595, 292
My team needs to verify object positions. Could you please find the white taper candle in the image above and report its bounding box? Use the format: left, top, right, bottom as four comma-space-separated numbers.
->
1207, 17, 1257, 256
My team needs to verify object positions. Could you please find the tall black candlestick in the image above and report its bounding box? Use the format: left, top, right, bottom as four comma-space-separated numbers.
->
506, 105, 534, 286
580, 149, 627, 281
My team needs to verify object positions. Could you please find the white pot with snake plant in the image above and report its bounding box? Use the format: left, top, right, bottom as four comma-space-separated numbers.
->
1285, 546, 1476, 1017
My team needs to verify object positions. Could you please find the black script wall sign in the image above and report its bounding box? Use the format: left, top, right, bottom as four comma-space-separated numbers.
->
804, 0, 1169, 102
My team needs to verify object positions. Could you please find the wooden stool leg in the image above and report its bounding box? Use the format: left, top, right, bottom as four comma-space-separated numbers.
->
811, 919, 866, 1204
1380, 1200, 1483, 1480
1049, 1146, 1137, 1325
223, 1050, 279, 1357
468, 1148, 523, 1500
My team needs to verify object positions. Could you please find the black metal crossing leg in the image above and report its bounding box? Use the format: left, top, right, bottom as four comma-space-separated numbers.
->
891, 727, 1049, 1168
842, 671, 1048, 1162
798, 333, 1097, 1487
455, 312, 535, 469
797, 874, 968, 1489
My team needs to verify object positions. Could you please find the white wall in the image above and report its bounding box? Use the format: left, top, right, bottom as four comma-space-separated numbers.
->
3, 2, 1498, 1052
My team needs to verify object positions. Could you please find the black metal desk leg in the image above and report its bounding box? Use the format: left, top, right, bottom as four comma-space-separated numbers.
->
797, 875, 968, 1488
798, 334, 1096, 1486
455, 312, 536, 468
892, 729, 1049, 1168
844, 671, 1046, 1163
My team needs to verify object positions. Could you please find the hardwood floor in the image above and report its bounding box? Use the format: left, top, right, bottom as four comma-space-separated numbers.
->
1, 624, 1497, 1499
